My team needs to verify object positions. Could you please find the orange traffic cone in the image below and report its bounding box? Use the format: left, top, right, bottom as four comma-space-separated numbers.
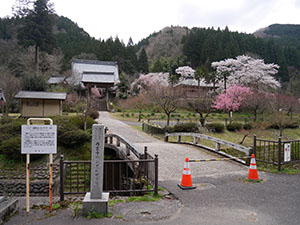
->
178, 158, 196, 189
248, 154, 259, 181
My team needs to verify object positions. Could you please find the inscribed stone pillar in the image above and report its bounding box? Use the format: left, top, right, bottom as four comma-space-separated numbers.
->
83, 124, 109, 215
90, 124, 104, 199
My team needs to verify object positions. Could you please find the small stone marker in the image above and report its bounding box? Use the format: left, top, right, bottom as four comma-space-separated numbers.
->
83, 124, 109, 215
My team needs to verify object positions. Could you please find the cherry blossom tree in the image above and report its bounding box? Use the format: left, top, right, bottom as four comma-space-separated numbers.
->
212, 84, 252, 122
211, 55, 280, 90
131, 73, 169, 94
175, 66, 195, 81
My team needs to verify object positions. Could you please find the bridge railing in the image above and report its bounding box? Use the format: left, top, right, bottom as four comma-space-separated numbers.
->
165, 132, 252, 165
60, 153, 158, 201
105, 133, 142, 159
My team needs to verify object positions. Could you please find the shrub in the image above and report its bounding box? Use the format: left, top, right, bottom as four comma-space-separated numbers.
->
87, 110, 99, 120
0, 137, 22, 161
268, 121, 299, 129
166, 123, 199, 133
243, 123, 253, 130
59, 129, 91, 148
206, 123, 225, 133
226, 123, 243, 131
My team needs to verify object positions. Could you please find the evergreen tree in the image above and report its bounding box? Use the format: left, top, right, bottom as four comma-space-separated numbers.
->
139, 48, 149, 73
15, 0, 56, 73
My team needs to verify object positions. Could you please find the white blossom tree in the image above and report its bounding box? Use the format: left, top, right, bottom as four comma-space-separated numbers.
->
211, 55, 280, 90
131, 73, 169, 94
175, 66, 195, 81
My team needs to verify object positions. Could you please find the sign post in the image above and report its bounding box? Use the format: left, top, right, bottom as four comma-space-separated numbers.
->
22, 118, 57, 213
284, 143, 291, 162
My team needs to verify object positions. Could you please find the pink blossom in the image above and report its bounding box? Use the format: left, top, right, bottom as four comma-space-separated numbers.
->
212, 84, 252, 112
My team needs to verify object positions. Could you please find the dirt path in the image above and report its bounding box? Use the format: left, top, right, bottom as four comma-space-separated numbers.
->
97, 112, 248, 181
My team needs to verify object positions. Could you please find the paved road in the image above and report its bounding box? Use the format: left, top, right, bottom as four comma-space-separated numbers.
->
97, 112, 249, 181
6, 112, 300, 225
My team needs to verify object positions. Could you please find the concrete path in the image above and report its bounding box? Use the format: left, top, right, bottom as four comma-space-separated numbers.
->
97, 112, 248, 181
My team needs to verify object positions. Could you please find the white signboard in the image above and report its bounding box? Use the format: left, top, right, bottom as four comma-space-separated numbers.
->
21, 125, 57, 154
284, 143, 291, 162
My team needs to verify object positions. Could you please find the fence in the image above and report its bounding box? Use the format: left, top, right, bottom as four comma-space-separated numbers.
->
147, 116, 278, 127
254, 135, 300, 171
60, 149, 158, 201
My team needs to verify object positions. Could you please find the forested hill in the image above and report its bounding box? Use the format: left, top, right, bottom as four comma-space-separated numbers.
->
1, 13, 300, 87
138, 26, 300, 83
0, 15, 142, 75
254, 24, 300, 47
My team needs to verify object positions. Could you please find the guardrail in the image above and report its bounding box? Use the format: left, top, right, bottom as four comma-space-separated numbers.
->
105, 133, 142, 159
165, 132, 252, 165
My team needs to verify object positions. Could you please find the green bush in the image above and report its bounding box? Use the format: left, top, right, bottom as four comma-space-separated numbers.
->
268, 121, 299, 129
0, 137, 22, 161
166, 123, 199, 133
243, 123, 253, 130
87, 110, 99, 120
206, 123, 225, 133
0, 117, 14, 125
226, 123, 243, 131
59, 129, 91, 148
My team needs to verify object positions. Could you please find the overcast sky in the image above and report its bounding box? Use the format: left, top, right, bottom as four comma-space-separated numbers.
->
1, 0, 300, 43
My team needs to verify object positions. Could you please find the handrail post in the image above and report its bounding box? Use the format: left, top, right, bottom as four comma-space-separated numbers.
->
59, 155, 64, 201
165, 134, 169, 142
177, 135, 181, 143
278, 137, 282, 171
154, 154, 158, 196
253, 135, 257, 156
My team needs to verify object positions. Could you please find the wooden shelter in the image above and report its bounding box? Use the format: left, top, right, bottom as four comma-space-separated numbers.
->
15, 91, 66, 117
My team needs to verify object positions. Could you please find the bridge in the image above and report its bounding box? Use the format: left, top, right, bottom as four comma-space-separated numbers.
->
97, 112, 248, 182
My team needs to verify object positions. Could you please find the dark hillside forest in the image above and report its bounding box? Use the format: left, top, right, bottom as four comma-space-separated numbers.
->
0, 15, 141, 76
1, 12, 300, 91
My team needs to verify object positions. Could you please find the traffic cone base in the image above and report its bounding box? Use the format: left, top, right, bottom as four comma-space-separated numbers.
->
178, 183, 196, 190
248, 154, 259, 181
178, 158, 196, 190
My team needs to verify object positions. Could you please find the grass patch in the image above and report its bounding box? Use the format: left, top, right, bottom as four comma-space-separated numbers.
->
238, 177, 263, 183
108, 199, 124, 207
86, 210, 112, 219
126, 192, 163, 203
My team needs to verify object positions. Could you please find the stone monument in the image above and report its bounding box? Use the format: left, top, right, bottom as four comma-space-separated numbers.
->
83, 124, 109, 215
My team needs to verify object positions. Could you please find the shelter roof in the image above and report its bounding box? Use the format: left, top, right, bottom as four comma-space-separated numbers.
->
15, 91, 66, 100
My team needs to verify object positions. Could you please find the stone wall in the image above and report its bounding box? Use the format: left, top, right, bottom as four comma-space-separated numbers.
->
0, 163, 60, 196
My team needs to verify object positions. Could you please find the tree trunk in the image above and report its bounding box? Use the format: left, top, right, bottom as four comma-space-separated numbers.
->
35, 45, 39, 74
138, 110, 142, 122
167, 114, 170, 126
253, 110, 257, 122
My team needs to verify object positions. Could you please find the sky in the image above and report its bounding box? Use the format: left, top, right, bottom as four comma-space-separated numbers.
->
1, 0, 300, 44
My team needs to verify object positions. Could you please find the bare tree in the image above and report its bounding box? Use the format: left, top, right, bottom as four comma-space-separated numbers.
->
186, 90, 215, 127
148, 85, 182, 126
242, 90, 269, 122
118, 92, 149, 121
268, 93, 299, 137
0, 67, 21, 116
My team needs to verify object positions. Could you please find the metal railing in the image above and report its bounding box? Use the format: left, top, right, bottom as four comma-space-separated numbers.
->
165, 132, 252, 165
254, 135, 300, 171
60, 150, 158, 201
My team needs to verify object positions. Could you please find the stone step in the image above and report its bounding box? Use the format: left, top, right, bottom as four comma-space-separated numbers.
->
0, 197, 18, 224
